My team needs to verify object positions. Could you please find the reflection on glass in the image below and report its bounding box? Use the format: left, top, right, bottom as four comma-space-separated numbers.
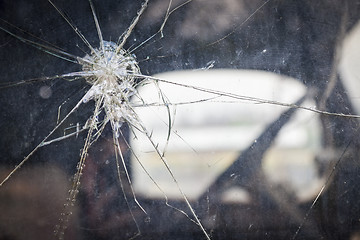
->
0, 0, 359, 240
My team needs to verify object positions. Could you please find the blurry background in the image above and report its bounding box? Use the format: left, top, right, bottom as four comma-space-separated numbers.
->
0, 0, 360, 239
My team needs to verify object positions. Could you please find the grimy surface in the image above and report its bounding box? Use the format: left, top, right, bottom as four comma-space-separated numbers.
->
0, 0, 360, 239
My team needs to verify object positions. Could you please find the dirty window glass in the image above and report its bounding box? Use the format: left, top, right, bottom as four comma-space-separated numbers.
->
0, 0, 360, 239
